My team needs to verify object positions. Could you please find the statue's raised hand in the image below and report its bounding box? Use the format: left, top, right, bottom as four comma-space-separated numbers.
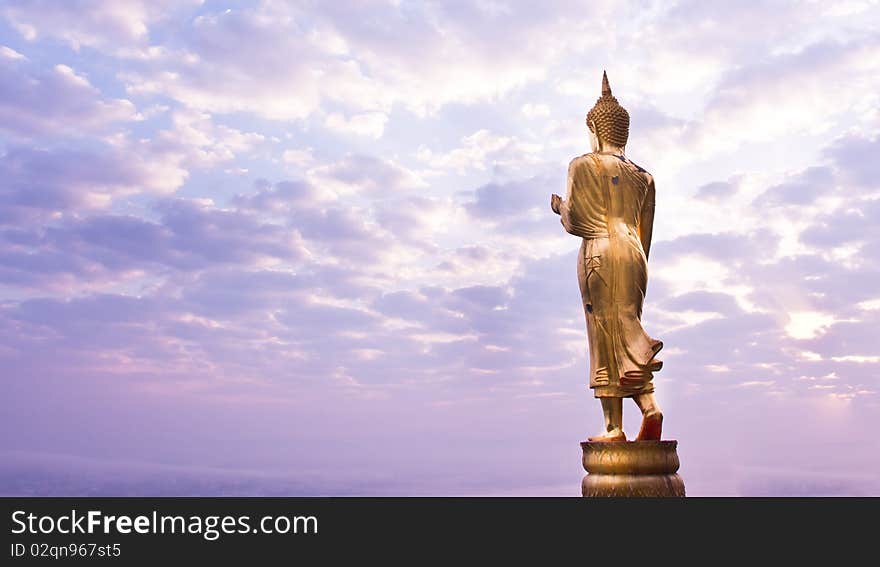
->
551, 194, 562, 215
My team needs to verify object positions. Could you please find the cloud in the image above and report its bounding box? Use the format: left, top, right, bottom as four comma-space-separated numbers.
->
695, 180, 738, 201
465, 175, 554, 222
232, 179, 318, 213
113, 1, 622, 122
688, 36, 880, 157
149, 109, 266, 169
521, 103, 550, 119
0, 107, 268, 227
307, 154, 426, 197
324, 111, 389, 139
281, 148, 315, 168
117, 4, 387, 121
0, 55, 137, 138
418, 129, 542, 175
0, 195, 309, 293
2, 0, 203, 50
824, 133, 880, 188
753, 166, 836, 207
0, 145, 177, 222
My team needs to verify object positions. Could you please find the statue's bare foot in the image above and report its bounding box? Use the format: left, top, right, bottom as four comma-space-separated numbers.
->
636, 411, 663, 441
587, 430, 626, 443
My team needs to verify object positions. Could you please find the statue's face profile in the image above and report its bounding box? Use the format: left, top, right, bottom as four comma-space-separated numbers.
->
588, 120, 600, 153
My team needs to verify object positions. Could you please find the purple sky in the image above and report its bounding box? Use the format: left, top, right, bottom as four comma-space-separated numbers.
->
1, 1, 879, 496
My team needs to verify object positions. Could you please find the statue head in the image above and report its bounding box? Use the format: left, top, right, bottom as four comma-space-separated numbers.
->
586, 71, 629, 152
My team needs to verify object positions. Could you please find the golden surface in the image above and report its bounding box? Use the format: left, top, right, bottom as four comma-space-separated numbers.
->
581, 440, 679, 474
586, 70, 630, 147
552, 72, 663, 402
559, 151, 662, 397
582, 472, 685, 498
581, 441, 685, 498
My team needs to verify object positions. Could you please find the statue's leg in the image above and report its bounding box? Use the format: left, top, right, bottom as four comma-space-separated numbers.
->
588, 397, 625, 442
633, 393, 663, 441
633, 392, 660, 415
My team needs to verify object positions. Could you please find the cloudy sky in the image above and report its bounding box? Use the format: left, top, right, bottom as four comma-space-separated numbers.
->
1, 0, 879, 496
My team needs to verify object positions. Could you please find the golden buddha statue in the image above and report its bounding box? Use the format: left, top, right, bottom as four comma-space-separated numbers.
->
551, 71, 664, 443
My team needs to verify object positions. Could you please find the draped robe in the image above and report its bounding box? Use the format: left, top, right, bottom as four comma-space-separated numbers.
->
559, 152, 663, 398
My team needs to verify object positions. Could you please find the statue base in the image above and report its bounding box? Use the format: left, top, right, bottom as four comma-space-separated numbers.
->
581, 440, 685, 497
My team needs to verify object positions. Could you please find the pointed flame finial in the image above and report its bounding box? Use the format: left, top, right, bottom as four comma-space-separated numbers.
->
601, 70, 612, 97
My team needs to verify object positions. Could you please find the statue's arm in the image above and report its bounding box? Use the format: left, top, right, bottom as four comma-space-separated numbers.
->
639, 175, 656, 261
556, 161, 578, 233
